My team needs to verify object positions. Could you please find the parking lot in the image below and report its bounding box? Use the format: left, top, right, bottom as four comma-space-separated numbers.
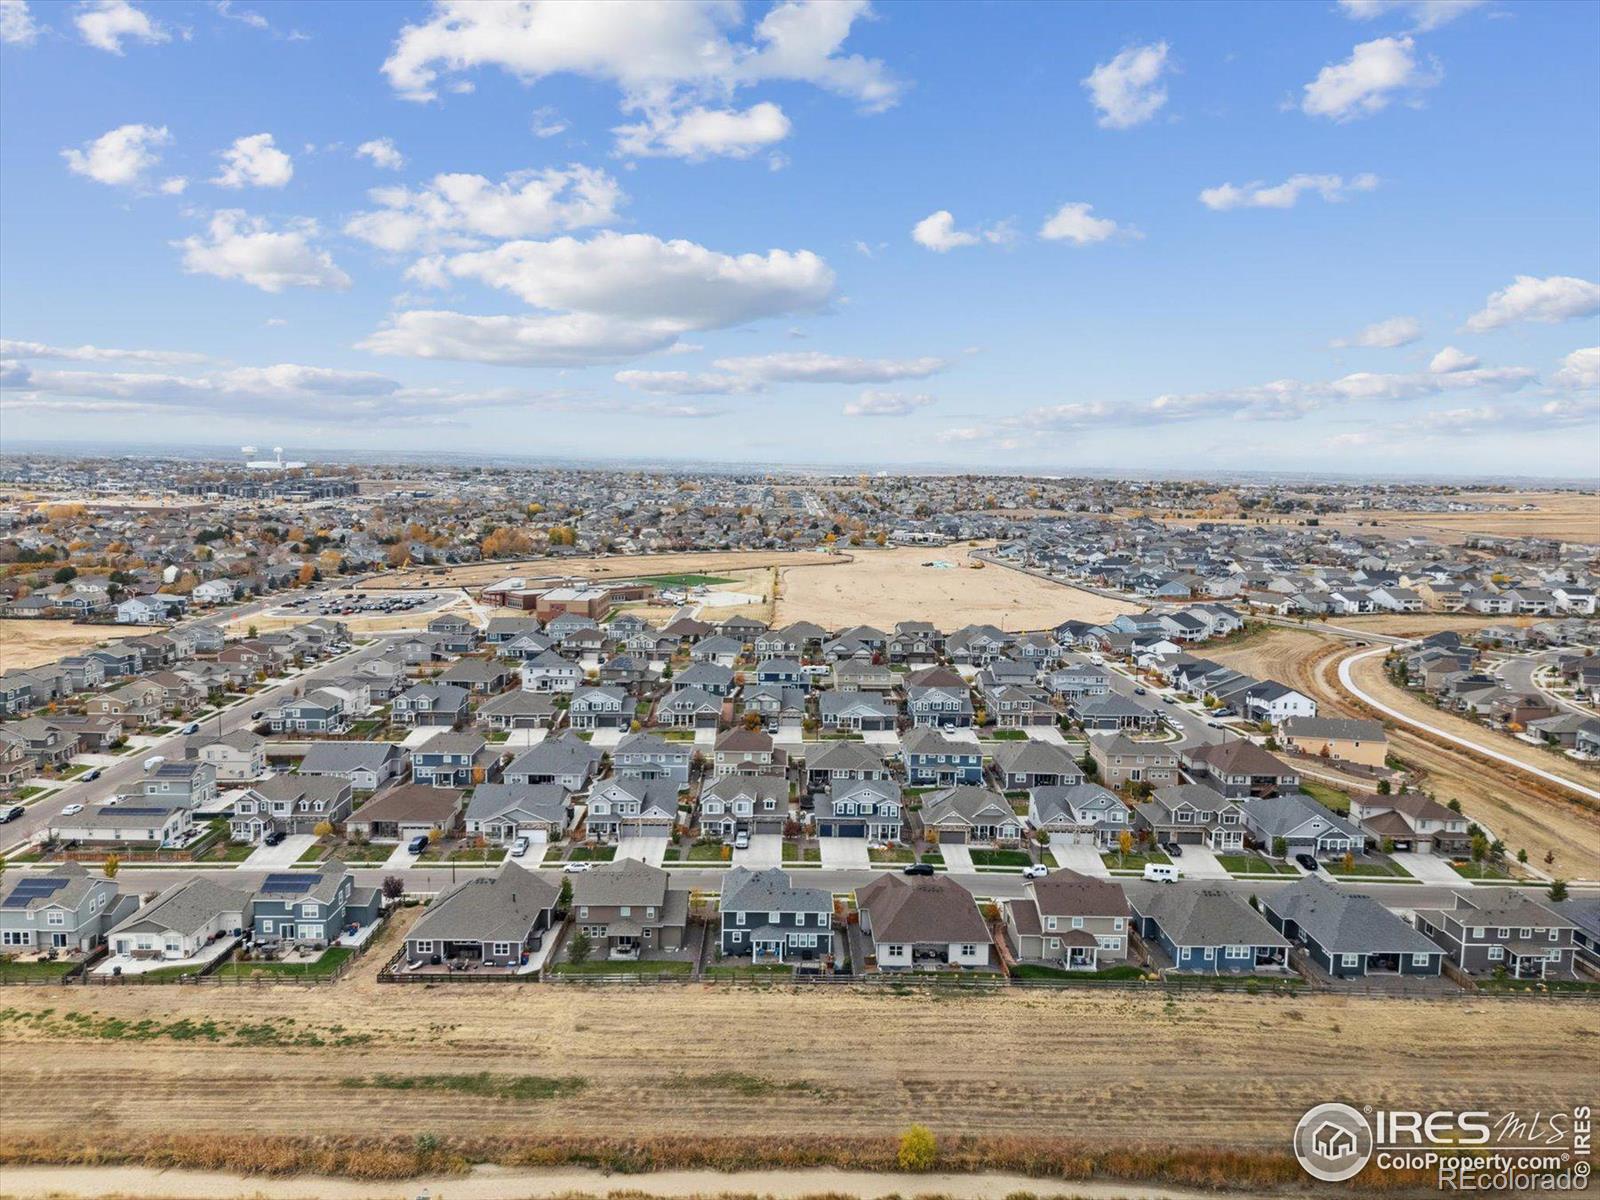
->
265, 590, 451, 620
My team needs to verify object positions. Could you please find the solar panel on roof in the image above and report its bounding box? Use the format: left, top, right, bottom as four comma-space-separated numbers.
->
2, 878, 68, 907
259, 872, 319, 893
108, 806, 169, 816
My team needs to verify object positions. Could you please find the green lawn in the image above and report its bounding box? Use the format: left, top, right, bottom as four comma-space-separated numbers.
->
420, 844, 507, 864
1300, 780, 1352, 815
983, 729, 1028, 741
566, 845, 617, 862
702, 962, 797, 979
57, 764, 91, 780
0, 958, 81, 982
1328, 859, 1413, 879
685, 841, 728, 862
662, 846, 682, 862
869, 845, 915, 863
1477, 976, 1600, 994
334, 847, 396, 865
1101, 849, 1172, 870
548, 958, 692, 976
12, 785, 47, 801
630, 573, 737, 587
782, 843, 821, 862
213, 947, 355, 979
1010, 963, 1146, 981
968, 848, 1033, 867
295, 842, 328, 864
1451, 861, 1510, 880
1215, 853, 1298, 876
919, 849, 944, 865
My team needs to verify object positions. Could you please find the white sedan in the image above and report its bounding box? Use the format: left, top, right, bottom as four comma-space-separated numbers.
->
561, 862, 593, 873
60, 803, 85, 816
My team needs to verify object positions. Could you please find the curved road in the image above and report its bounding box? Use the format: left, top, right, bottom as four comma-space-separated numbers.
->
1338, 645, 1600, 804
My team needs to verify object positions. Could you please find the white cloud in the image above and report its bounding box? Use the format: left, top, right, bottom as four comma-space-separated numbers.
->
0, 339, 208, 365
381, 0, 897, 159
1331, 315, 1422, 349
1, 0, 40, 45
176, 210, 351, 293
1039, 202, 1133, 245
1200, 172, 1379, 211
213, 0, 268, 30
843, 390, 934, 416
212, 133, 294, 188
1428, 345, 1479, 373
1082, 42, 1169, 130
613, 369, 759, 395
61, 123, 171, 189
531, 106, 568, 138
1302, 36, 1437, 121
1338, 0, 1484, 32
1553, 347, 1600, 390
75, 0, 167, 53
358, 310, 681, 367
710, 351, 946, 384
1464, 275, 1600, 333
345, 165, 624, 253
910, 210, 1013, 252
430, 232, 835, 331
614, 101, 791, 161
159, 175, 188, 194
355, 137, 405, 170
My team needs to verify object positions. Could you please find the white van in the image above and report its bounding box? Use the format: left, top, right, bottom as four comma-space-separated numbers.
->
142, 754, 166, 772
1143, 863, 1179, 883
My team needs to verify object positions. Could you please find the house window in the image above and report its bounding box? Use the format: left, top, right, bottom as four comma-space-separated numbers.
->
737, 912, 746, 926
416, 940, 433, 954
1412, 954, 1432, 966
1226, 945, 1250, 960
1549, 928, 1559, 941
261, 920, 275, 934
1048, 938, 1059, 950
300, 903, 318, 918
959, 944, 977, 957
1488, 946, 1504, 961
46, 911, 65, 927
1071, 916, 1083, 929
491, 942, 512, 957
1341, 953, 1360, 967
1471, 926, 1485, 939
730, 930, 743, 943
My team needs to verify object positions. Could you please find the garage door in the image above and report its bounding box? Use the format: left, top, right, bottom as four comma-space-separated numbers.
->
833, 823, 866, 837
940, 829, 967, 844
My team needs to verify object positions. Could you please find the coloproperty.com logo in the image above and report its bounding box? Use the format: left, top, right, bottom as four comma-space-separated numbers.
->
1294, 1102, 1592, 1191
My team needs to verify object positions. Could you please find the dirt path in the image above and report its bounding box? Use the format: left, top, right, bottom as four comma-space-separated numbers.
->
0, 1164, 1246, 1200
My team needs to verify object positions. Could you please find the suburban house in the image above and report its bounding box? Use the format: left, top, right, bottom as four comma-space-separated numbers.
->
476, 690, 558, 730
1349, 792, 1471, 856
1028, 784, 1131, 847
585, 776, 680, 841
251, 866, 380, 947
411, 731, 498, 788
901, 727, 984, 786
298, 742, 404, 792
503, 733, 602, 790
803, 740, 893, 792
187, 730, 266, 782
856, 874, 991, 970
346, 784, 464, 842
1412, 889, 1577, 979
106, 878, 251, 961
568, 685, 636, 731
656, 686, 723, 729
1134, 784, 1246, 851
1278, 717, 1388, 769
711, 728, 787, 779
1261, 875, 1443, 979
53, 802, 194, 847
698, 775, 788, 841
1126, 884, 1291, 974
818, 690, 897, 732
906, 678, 975, 728
1002, 869, 1130, 970
991, 740, 1084, 790
569, 859, 690, 959
0, 863, 130, 952
1241, 793, 1363, 860
612, 731, 692, 784
391, 682, 469, 728
1182, 741, 1301, 798
718, 866, 835, 963
1089, 734, 1179, 790
1073, 693, 1160, 733
139, 760, 218, 810
230, 776, 354, 842
817, 777, 902, 841
404, 863, 559, 970
920, 785, 1023, 845
270, 689, 348, 735
464, 782, 571, 843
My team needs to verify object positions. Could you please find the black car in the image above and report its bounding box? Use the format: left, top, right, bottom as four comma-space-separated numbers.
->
1295, 853, 1319, 872
0, 804, 24, 823
263, 830, 286, 847
902, 862, 935, 876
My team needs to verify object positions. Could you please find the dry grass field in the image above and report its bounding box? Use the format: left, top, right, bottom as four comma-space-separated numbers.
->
379, 550, 844, 591
0, 619, 159, 670
1210, 627, 1600, 879
772, 545, 1140, 630
0, 915, 1593, 1165
1334, 491, 1600, 544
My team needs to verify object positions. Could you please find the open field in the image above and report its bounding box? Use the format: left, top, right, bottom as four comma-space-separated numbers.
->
1329, 491, 1600, 544
0, 909, 1593, 1168
1316, 612, 1541, 638
773, 544, 1141, 630
378, 550, 845, 591
0, 619, 160, 670
1211, 627, 1600, 879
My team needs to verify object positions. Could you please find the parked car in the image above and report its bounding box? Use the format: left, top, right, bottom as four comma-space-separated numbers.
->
60, 803, 85, 816
249, 710, 265, 721
180, 722, 200, 735
1021, 864, 1049, 879
0, 805, 24, 823
407, 834, 430, 854
1165, 843, 1183, 858
510, 836, 531, 858
1133, 686, 1147, 695
1161, 695, 1175, 705
1295, 853, 1319, 872
902, 862, 935, 876
263, 830, 286, 847
733, 830, 751, 850
562, 861, 593, 873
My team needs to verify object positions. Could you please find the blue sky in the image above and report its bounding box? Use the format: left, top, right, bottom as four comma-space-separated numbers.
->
1, 0, 1597, 475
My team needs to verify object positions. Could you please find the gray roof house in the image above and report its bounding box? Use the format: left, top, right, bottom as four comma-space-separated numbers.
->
921, 785, 1023, 846
1241, 793, 1363, 859
1, 863, 132, 953
1125, 884, 1290, 974
613, 731, 692, 784
719, 867, 835, 962
298, 742, 404, 791
464, 783, 572, 843
1261, 875, 1443, 978
585, 776, 681, 840
1028, 783, 1130, 848
404, 863, 559, 972
107, 878, 252, 961
503, 732, 602, 790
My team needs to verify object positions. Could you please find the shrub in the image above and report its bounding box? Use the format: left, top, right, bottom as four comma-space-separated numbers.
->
898, 1124, 937, 1172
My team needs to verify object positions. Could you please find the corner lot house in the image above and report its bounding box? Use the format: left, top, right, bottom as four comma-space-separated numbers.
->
1126, 884, 1290, 974
0, 864, 129, 952
1278, 717, 1388, 769
405, 864, 558, 970
107, 878, 251, 961
1003, 869, 1129, 970
1413, 889, 1577, 979
569, 859, 690, 959
1349, 791, 1470, 855
719, 866, 835, 963
1261, 875, 1442, 979
856, 874, 991, 970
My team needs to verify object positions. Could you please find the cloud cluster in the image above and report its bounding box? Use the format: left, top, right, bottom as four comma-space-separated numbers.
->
1338, 0, 1484, 32
212, 132, 294, 188
843, 389, 934, 417
1201, 173, 1378, 211
62, 123, 171, 189
1464, 275, 1600, 333
1331, 315, 1422, 349
76, 0, 166, 53
911, 210, 1012, 252
176, 210, 351, 293
1302, 35, 1438, 121
1, 0, 39, 45
355, 137, 405, 170
0, 339, 207, 365
1082, 42, 1169, 129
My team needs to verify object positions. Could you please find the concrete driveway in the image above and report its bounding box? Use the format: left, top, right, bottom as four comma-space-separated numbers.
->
863, 729, 900, 747
1172, 845, 1232, 881
382, 841, 424, 870
240, 834, 317, 870
693, 727, 718, 749
732, 833, 783, 868
589, 728, 624, 749
614, 834, 670, 867
819, 837, 870, 869
939, 843, 975, 872
501, 728, 548, 750
1023, 726, 1067, 744
1391, 851, 1468, 884
1049, 842, 1110, 877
